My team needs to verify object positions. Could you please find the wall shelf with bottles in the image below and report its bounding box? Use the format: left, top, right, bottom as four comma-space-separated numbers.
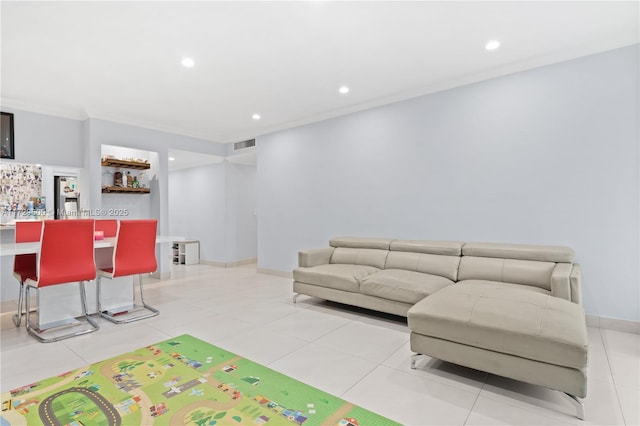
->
101, 158, 150, 170
102, 186, 150, 194
101, 157, 151, 194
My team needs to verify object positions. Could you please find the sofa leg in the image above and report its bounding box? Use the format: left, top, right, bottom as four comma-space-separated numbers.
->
561, 392, 584, 420
293, 293, 300, 304
410, 353, 423, 370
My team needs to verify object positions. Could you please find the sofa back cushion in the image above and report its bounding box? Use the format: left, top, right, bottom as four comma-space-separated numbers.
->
391, 240, 463, 256
458, 256, 555, 290
385, 252, 460, 281
462, 242, 574, 263
330, 237, 393, 250
330, 247, 388, 269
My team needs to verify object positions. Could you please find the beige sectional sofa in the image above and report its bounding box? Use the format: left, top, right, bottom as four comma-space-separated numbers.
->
293, 237, 588, 419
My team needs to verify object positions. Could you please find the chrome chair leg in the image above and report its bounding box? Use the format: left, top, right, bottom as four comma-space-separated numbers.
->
12, 282, 25, 327
25, 282, 99, 343
13, 282, 37, 327
79, 280, 99, 331
561, 392, 585, 420
99, 275, 159, 324
138, 274, 160, 317
96, 276, 103, 315
293, 293, 300, 304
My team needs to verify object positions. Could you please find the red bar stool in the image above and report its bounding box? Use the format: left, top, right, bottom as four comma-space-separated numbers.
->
12, 221, 43, 326
97, 219, 160, 323
25, 219, 99, 342
94, 219, 117, 238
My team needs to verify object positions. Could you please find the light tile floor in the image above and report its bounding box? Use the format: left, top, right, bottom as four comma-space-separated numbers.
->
1, 264, 638, 425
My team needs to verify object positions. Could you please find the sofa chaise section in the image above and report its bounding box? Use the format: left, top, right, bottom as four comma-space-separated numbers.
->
408, 242, 587, 419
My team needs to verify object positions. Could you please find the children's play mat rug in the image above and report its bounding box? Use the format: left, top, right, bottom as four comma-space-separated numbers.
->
1, 334, 400, 426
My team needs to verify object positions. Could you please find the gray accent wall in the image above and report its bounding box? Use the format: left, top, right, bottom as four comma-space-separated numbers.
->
256, 45, 640, 321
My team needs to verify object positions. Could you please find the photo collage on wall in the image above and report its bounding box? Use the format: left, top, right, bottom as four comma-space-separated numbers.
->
0, 163, 44, 212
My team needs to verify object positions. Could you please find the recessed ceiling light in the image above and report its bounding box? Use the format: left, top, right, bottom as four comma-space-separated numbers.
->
181, 57, 195, 68
485, 40, 500, 51
168, 157, 175, 161
339, 86, 350, 94
252, 114, 261, 120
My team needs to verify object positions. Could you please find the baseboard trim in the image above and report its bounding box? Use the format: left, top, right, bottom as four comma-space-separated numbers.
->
200, 258, 258, 268
587, 314, 640, 334
257, 268, 293, 278
228, 258, 258, 267
0, 299, 18, 314
200, 260, 225, 267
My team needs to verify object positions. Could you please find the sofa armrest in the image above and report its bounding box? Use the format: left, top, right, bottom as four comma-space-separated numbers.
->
298, 247, 334, 267
551, 263, 572, 301
570, 264, 582, 305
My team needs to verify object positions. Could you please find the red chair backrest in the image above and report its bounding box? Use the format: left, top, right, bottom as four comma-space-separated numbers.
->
15, 221, 43, 243
112, 220, 158, 278
37, 219, 96, 287
14, 221, 43, 277
95, 219, 118, 237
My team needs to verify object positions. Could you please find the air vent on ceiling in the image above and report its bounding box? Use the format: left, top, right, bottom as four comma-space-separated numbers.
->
234, 139, 255, 150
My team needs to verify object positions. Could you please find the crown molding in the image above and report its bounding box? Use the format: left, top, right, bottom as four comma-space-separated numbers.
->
232, 39, 639, 143
4, 39, 637, 145
85, 109, 222, 144
1, 97, 87, 120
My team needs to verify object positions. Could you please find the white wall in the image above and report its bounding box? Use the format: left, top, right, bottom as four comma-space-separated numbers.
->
168, 161, 257, 264
225, 163, 257, 262
169, 163, 227, 262
256, 45, 640, 322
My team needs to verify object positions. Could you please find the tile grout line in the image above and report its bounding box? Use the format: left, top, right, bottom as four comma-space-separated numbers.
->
60, 339, 94, 370
474, 374, 577, 425
263, 320, 356, 367
305, 317, 354, 345
337, 340, 407, 399
462, 377, 486, 426
599, 328, 630, 425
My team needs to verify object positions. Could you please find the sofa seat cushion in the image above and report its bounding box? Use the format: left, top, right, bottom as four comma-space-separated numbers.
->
293, 264, 380, 292
360, 269, 453, 304
408, 281, 588, 370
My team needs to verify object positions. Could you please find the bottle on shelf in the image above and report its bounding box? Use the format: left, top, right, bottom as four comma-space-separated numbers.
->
126, 171, 132, 188
113, 168, 123, 187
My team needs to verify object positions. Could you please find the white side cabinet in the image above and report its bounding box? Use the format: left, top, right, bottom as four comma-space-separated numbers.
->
172, 240, 199, 265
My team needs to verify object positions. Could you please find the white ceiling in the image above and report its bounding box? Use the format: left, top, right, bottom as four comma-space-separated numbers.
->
2, 1, 638, 144
168, 148, 256, 171
168, 148, 224, 172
